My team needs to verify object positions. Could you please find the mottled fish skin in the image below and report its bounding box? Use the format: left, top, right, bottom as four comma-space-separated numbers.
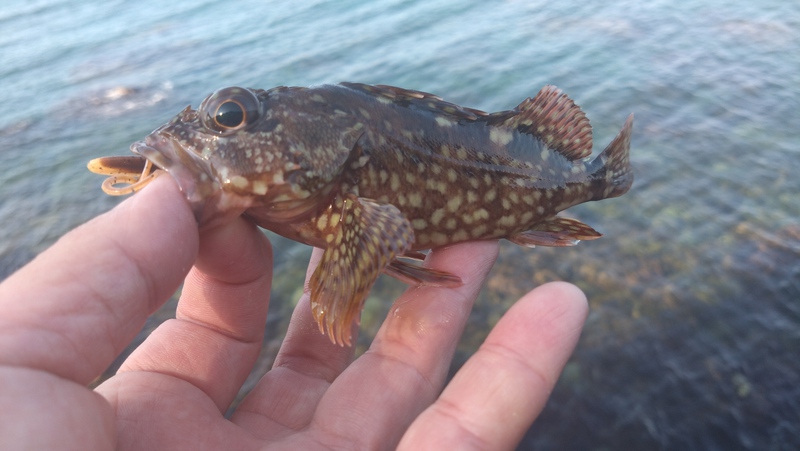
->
93, 82, 634, 346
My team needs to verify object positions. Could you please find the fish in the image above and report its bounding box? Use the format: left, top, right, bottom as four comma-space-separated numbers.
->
88, 82, 633, 346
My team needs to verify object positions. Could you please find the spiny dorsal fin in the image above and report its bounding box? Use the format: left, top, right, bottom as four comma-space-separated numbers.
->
486, 86, 594, 161
340, 82, 488, 123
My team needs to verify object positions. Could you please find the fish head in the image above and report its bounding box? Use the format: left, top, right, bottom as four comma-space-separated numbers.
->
91, 86, 341, 228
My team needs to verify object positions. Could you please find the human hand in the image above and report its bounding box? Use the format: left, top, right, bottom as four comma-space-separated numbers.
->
0, 174, 588, 450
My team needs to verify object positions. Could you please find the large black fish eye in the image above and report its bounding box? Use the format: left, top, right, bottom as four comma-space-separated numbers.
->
215, 100, 245, 128
199, 87, 261, 133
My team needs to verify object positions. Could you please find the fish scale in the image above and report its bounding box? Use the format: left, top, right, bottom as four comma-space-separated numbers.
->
88, 82, 634, 346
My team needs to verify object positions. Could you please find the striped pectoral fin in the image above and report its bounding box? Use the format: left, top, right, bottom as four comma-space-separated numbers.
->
309, 195, 414, 346
508, 216, 602, 247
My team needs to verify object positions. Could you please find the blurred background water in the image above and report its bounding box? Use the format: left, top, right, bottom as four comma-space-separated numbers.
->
1, 0, 798, 449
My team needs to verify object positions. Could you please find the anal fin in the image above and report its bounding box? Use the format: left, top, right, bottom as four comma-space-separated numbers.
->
309, 194, 414, 346
508, 216, 602, 247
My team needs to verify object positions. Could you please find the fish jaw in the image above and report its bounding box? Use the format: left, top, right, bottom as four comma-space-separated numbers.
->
131, 130, 254, 228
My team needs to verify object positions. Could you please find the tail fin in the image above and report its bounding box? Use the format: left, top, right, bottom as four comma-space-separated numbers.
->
588, 114, 634, 200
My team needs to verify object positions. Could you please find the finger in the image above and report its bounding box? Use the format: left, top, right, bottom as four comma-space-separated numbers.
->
231, 248, 357, 437
117, 212, 273, 412
310, 240, 500, 448
398, 282, 588, 450
0, 175, 197, 384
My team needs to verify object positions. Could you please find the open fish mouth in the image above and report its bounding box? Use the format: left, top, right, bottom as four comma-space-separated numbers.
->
88, 133, 231, 226
87, 133, 200, 197
86, 153, 160, 195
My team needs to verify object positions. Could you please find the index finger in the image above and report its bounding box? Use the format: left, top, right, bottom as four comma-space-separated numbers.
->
0, 175, 198, 384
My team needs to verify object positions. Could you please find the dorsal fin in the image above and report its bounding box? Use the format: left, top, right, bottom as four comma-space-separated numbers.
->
340, 82, 489, 123
484, 86, 594, 161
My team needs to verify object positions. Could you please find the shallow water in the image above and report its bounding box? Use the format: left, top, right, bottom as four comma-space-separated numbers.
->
2, 0, 799, 448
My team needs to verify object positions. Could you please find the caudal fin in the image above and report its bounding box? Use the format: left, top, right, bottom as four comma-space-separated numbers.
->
589, 114, 634, 199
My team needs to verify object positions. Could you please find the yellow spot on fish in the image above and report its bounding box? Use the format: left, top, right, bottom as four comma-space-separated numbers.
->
408, 192, 423, 208
520, 211, 534, 224
490, 128, 514, 146
484, 188, 497, 202
452, 229, 468, 241
390, 173, 400, 191
474, 208, 489, 220
435, 116, 455, 127
431, 208, 446, 225
317, 215, 328, 231
447, 196, 463, 212
230, 176, 249, 189
447, 168, 458, 183
471, 224, 488, 238
497, 214, 517, 227
252, 180, 267, 195
411, 218, 428, 230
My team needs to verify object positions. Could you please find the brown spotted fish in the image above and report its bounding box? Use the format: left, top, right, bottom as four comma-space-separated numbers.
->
88, 82, 633, 345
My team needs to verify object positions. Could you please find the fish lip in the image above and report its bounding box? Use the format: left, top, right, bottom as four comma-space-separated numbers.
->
130, 133, 190, 173
130, 131, 255, 227
130, 132, 216, 216
130, 141, 171, 172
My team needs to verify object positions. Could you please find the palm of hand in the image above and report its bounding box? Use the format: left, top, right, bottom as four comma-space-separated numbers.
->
0, 176, 586, 450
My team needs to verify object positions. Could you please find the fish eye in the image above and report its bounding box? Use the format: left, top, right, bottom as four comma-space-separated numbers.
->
199, 87, 261, 133
215, 101, 245, 128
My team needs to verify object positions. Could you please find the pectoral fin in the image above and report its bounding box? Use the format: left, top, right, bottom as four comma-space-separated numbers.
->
509, 216, 601, 247
309, 194, 414, 346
